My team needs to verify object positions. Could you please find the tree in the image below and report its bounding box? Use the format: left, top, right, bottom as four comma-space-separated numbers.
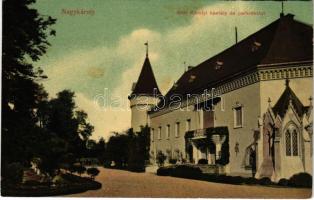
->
2, 0, 56, 166
76, 110, 94, 141
95, 137, 106, 162
45, 90, 94, 159
105, 133, 129, 168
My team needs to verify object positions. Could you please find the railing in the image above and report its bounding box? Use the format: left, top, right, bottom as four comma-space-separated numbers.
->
192, 129, 207, 138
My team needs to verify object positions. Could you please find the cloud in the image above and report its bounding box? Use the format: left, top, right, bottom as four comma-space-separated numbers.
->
75, 92, 130, 141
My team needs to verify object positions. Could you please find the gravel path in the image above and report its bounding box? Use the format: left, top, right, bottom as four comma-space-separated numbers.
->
67, 167, 311, 198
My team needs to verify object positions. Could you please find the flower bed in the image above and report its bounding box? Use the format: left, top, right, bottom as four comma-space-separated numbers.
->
2, 173, 102, 196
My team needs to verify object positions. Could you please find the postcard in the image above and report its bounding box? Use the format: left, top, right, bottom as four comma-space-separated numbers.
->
2, 0, 313, 198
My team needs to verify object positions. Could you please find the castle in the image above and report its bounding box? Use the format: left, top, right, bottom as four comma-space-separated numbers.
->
129, 13, 313, 181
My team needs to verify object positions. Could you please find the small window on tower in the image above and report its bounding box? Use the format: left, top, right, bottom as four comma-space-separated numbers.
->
251, 41, 262, 52
189, 75, 196, 83
215, 60, 223, 70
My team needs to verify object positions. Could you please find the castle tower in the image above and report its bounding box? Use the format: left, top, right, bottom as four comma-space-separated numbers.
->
128, 43, 162, 132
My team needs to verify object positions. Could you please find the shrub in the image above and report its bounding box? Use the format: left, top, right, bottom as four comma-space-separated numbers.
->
226, 176, 245, 185
172, 165, 202, 179
3, 162, 24, 185
169, 159, 177, 165
288, 173, 312, 188
127, 163, 145, 172
258, 177, 272, 185
76, 166, 87, 176
87, 168, 100, 179
198, 159, 208, 164
157, 167, 174, 176
156, 151, 166, 167
103, 160, 111, 168
245, 177, 258, 185
278, 178, 289, 187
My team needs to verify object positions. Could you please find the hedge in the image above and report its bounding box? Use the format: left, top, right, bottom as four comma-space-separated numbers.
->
157, 165, 312, 188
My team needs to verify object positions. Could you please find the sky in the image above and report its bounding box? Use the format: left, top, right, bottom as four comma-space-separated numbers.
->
33, 0, 312, 141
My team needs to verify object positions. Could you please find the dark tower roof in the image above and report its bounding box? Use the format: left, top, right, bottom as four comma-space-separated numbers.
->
273, 79, 305, 118
130, 57, 161, 96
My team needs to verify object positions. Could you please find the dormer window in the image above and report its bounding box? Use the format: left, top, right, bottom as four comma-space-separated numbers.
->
251, 41, 262, 52
215, 61, 223, 70
189, 75, 196, 83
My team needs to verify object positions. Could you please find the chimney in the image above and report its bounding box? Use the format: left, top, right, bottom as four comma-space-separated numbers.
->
235, 27, 238, 44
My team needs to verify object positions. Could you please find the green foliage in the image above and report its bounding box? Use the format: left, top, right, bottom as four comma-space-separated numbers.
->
2, 0, 56, 166
156, 151, 167, 167
127, 126, 150, 172
288, 173, 312, 188
157, 165, 202, 179
87, 168, 100, 179
169, 159, 177, 164
104, 126, 151, 172
2, 0, 95, 186
105, 132, 129, 168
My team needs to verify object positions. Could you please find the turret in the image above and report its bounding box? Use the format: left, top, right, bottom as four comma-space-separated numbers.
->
128, 43, 162, 132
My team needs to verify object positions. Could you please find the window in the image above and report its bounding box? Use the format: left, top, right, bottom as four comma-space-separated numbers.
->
175, 122, 180, 137
186, 119, 191, 132
285, 125, 299, 156
234, 106, 243, 128
166, 125, 170, 139
151, 128, 154, 142
292, 130, 298, 156
158, 127, 161, 140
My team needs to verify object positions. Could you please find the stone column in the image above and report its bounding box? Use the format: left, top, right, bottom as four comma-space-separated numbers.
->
273, 137, 281, 181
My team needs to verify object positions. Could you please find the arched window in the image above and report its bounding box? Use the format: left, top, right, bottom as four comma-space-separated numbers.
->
285, 130, 291, 156
285, 124, 299, 157
292, 130, 298, 156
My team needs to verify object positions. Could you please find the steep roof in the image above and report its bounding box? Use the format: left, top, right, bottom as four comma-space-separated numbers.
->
163, 14, 312, 101
272, 80, 305, 118
130, 56, 161, 96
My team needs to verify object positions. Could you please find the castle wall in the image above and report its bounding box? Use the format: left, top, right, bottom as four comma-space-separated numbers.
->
214, 82, 261, 175
149, 105, 200, 161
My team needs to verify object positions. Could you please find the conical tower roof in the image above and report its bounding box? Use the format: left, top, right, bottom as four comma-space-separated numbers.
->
130, 56, 161, 96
